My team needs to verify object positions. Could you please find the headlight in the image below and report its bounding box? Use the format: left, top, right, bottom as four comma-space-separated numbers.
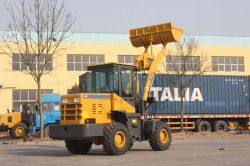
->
62, 99, 67, 104
74, 98, 80, 103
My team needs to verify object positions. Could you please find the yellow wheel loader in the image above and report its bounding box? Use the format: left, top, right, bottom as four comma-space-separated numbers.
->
49, 22, 183, 155
0, 111, 29, 139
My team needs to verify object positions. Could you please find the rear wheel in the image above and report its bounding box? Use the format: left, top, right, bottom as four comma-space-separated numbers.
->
214, 120, 228, 132
197, 121, 211, 132
10, 123, 28, 139
65, 140, 92, 155
149, 121, 172, 151
103, 122, 129, 155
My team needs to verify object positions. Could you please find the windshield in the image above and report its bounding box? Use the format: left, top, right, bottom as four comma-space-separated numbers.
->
42, 102, 52, 112
94, 70, 118, 93
83, 69, 119, 94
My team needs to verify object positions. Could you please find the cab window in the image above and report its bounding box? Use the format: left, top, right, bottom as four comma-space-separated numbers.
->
42, 102, 52, 112
54, 102, 60, 112
94, 70, 119, 94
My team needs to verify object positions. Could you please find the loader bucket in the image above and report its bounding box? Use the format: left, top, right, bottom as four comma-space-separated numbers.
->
129, 22, 183, 47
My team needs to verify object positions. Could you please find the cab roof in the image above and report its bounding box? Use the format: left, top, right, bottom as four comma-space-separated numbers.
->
87, 62, 137, 70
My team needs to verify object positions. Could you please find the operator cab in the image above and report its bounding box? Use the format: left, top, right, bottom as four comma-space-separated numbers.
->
80, 63, 137, 106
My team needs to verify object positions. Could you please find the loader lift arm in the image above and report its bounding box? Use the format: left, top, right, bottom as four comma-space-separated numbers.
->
129, 22, 183, 101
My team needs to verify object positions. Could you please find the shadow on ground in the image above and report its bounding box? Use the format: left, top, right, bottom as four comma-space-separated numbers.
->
4, 144, 154, 157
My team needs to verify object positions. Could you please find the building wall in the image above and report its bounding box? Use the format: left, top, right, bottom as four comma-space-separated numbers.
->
0, 33, 250, 114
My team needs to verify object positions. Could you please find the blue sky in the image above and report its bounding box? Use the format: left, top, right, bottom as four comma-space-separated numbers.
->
0, 0, 249, 36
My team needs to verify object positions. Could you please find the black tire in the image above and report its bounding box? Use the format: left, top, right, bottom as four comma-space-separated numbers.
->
149, 121, 172, 151
10, 123, 28, 139
214, 120, 228, 132
65, 140, 92, 155
43, 125, 50, 137
103, 122, 129, 155
197, 121, 211, 132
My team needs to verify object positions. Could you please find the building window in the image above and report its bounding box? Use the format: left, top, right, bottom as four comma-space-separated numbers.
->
166, 56, 201, 71
12, 54, 52, 71
12, 89, 53, 112
67, 54, 105, 71
212, 56, 244, 72
118, 55, 138, 64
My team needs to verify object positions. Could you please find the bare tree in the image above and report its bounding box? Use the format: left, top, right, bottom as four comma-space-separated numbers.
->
0, 0, 74, 138
164, 38, 210, 132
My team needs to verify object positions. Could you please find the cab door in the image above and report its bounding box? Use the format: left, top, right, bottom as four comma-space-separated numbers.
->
120, 68, 135, 107
42, 102, 60, 125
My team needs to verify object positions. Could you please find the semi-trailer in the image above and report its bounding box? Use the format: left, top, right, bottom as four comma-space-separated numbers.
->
139, 74, 250, 132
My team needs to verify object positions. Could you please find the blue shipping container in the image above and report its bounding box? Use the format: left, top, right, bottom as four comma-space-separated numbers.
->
139, 74, 250, 115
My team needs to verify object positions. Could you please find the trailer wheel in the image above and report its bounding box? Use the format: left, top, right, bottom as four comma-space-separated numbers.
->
103, 122, 129, 155
197, 121, 211, 132
65, 140, 92, 155
228, 121, 239, 131
214, 120, 228, 132
10, 123, 28, 139
149, 121, 172, 151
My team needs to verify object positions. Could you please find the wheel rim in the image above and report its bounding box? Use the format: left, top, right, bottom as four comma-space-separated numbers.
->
218, 125, 225, 131
114, 131, 126, 148
15, 127, 24, 136
228, 121, 236, 130
201, 125, 207, 131
160, 129, 168, 144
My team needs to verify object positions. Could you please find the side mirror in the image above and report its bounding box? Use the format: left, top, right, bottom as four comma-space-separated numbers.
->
147, 97, 156, 104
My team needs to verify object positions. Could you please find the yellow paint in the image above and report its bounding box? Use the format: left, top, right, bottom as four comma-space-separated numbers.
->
228, 121, 238, 130
60, 93, 112, 125
160, 128, 168, 144
60, 92, 137, 125
0, 112, 22, 128
129, 23, 183, 100
15, 126, 24, 136
248, 121, 250, 130
129, 22, 183, 48
131, 119, 137, 124
114, 131, 126, 148
111, 93, 135, 113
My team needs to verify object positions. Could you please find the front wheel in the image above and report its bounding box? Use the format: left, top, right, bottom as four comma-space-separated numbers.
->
103, 122, 129, 155
10, 123, 28, 139
149, 121, 172, 151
